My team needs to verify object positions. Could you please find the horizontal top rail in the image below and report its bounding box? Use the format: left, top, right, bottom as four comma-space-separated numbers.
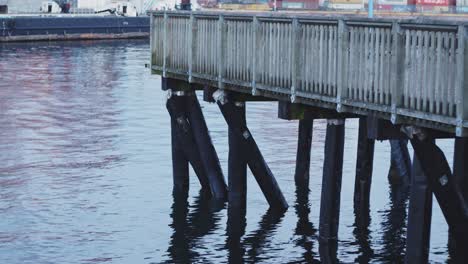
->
151, 11, 468, 136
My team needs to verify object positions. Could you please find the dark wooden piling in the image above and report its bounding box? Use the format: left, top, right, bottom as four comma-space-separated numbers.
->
294, 119, 313, 185
319, 119, 345, 243
389, 139, 412, 185
448, 138, 468, 261
216, 91, 288, 211
454, 138, 468, 201
166, 93, 211, 193
405, 154, 433, 264
410, 138, 468, 246
186, 94, 228, 200
354, 118, 375, 214
171, 117, 189, 195
228, 101, 248, 209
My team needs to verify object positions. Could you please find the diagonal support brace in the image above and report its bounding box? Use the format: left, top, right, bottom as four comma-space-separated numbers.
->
215, 90, 288, 211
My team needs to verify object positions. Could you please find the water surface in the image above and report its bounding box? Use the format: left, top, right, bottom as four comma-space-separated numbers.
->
0, 40, 454, 263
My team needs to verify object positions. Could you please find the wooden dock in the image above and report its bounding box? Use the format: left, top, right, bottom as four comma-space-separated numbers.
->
151, 11, 468, 263
151, 11, 468, 136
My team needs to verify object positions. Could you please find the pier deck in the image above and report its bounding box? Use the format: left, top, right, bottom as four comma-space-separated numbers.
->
151, 11, 468, 136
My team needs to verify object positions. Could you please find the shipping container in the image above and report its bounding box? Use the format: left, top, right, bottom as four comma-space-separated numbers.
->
276, 0, 319, 9
376, 0, 416, 11
415, 0, 455, 12
328, 0, 363, 10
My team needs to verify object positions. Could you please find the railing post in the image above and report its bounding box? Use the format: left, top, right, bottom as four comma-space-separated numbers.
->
218, 15, 226, 89
456, 25, 468, 137
252, 16, 259, 96
162, 12, 168, 78
150, 14, 155, 67
391, 22, 405, 124
291, 18, 300, 103
336, 19, 348, 112
188, 13, 195, 83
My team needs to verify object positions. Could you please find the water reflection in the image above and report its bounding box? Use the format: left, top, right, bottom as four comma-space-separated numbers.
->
352, 195, 374, 263
165, 191, 224, 263
377, 184, 410, 262
293, 184, 319, 263
243, 209, 285, 263
226, 205, 246, 264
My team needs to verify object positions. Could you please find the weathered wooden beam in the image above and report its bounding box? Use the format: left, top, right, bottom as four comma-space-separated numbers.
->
278, 101, 355, 121
410, 137, 468, 247
405, 154, 433, 264
367, 117, 456, 140
166, 93, 211, 193
388, 139, 412, 185
354, 118, 375, 214
186, 94, 228, 200
319, 119, 345, 243
295, 119, 313, 185
453, 138, 468, 201
170, 117, 189, 195
228, 101, 247, 210
215, 90, 288, 211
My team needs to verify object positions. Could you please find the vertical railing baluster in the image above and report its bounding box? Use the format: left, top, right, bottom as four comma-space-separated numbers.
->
337, 20, 348, 112
291, 18, 300, 103
218, 15, 226, 88
456, 25, 468, 136
188, 14, 195, 82
162, 12, 168, 77
391, 22, 405, 124
252, 16, 259, 95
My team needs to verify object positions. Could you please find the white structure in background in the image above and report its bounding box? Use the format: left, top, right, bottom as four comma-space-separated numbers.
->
40, 1, 61, 13
0, 0, 161, 14
4, 0, 44, 13
78, 0, 141, 15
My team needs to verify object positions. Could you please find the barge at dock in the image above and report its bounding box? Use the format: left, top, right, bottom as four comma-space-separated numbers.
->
0, 15, 150, 42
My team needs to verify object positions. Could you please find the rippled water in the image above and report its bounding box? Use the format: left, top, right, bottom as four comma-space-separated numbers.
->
0, 40, 456, 263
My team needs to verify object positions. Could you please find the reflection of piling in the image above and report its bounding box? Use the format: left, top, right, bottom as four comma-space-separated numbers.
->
166, 191, 224, 263
319, 119, 345, 261
294, 183, 318, 263
244, 209, 286, 262
294, 119, 313, 185
405, 154, 432, 263
216, 90, 288, 211
353, 118, 375, 215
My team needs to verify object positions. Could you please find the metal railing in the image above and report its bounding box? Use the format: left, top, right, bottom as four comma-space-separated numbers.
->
151, 11, 468, 136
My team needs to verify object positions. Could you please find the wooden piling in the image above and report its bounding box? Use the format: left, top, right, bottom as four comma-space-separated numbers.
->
171, 117, 189, 195
454, 138, 468, 201
319, 119, 345, 243
166, 93, 211, 193
449, 137, 468, 261
216, 91, 288, 211
228, 102, 247, 209
410, 138, 468, 246
389, 139, 412, 185
186, 94, 228, 200
405, 154, 432, 264
295, 119, 313, 185
354, 118, 375, 213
